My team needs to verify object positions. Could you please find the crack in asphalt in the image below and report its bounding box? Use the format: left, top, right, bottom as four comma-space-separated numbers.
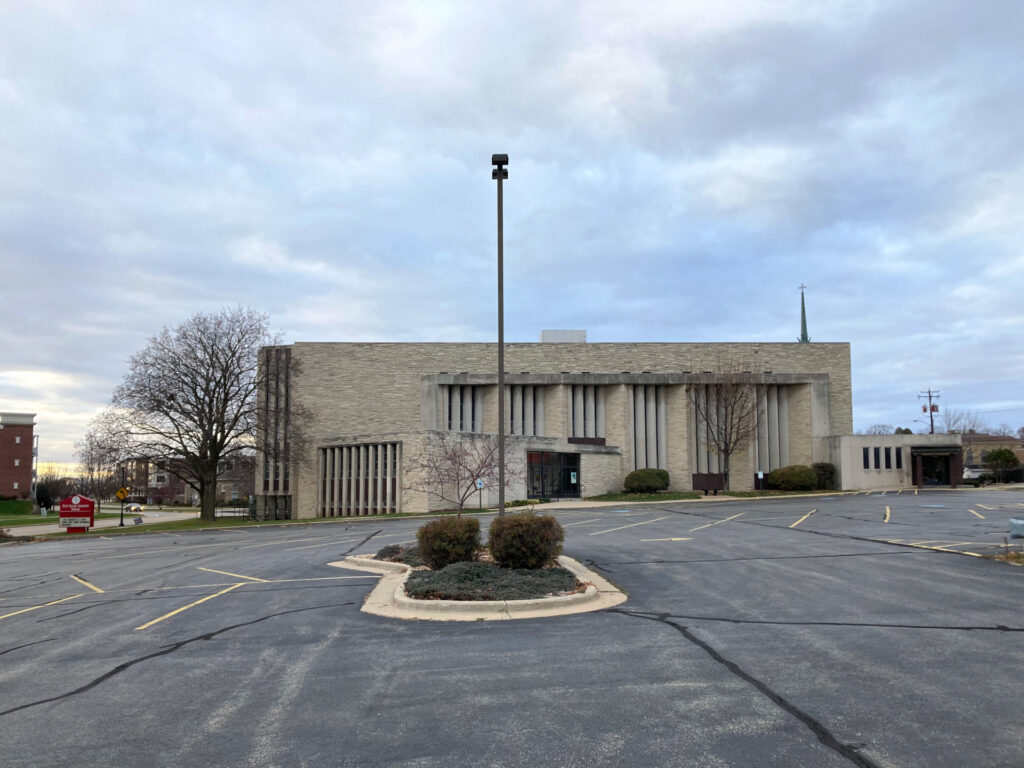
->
337, 530, 381, 558
611, 607, 1024, 634
0, 638, 57, 656
0, 602, 356, 718
610, 608, 881, 768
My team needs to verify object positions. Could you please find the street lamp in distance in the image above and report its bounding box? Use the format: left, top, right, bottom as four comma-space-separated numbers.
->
492, 154, 508, 516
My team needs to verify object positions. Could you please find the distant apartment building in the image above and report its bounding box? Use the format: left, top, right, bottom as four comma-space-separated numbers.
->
132, 455, 256, 505
0, 412, 37, 500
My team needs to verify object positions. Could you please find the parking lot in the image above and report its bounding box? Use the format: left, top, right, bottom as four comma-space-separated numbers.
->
1, 489, 1023, 767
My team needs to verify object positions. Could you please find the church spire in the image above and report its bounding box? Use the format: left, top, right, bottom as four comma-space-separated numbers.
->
798, 284, 810, 343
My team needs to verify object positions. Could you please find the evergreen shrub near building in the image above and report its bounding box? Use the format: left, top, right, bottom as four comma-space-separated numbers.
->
812, 462, 837, 490
416, 517, 481, 569
488, 512, 564, 569
766, 465, 818, 491
405, 561, 579, 601
623, 468, 670, 493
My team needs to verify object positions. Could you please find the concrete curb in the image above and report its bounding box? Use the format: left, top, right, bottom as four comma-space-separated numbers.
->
327, 554, 626, 622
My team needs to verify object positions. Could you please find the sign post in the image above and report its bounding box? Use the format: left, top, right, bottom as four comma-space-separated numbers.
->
116, 486, 128, 527
59, 495, 96, 534
476, 478, 484, 509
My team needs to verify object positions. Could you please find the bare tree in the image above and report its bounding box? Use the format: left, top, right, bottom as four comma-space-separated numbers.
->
941, 408, 988, 435
405, 432, 523, 516
993, 422, 1016, 437
109, 307, 278, 521
864, 424, 895, 435
688, 374, 759, 491
75, 421, 124, 500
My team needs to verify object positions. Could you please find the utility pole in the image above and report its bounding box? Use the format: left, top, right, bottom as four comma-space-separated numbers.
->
918, 389, 940, 434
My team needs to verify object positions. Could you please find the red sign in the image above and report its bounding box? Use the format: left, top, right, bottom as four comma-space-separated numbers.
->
59, 495, 96, 533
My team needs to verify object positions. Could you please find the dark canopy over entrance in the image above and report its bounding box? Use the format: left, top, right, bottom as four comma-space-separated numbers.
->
911, 445, 962, 488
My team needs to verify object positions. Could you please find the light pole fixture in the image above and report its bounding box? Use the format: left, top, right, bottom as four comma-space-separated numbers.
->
492, 154, 508, 516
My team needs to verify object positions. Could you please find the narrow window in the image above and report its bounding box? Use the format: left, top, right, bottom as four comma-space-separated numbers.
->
12, 482, 18, 490
896, 447, 903, 469
15, 436, 20, 444
873, 447, 881, 469
884, 447, 892, 469
13, 459, 19, 467
863, 447, 870, 469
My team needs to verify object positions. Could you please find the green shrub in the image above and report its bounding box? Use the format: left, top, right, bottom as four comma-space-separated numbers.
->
405, 561, 580, 601
624, 468, 670, 493
416, 517, 480, 569
766, 465, 818, 491
487, 513, 564, 569
811, 462, 836, 491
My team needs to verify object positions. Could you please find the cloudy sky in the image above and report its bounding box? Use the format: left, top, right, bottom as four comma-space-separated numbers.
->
2, 1, 1023, 462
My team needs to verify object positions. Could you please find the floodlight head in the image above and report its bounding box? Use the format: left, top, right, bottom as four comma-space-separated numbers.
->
491, 168, 508, 180
491, 153, 508, 166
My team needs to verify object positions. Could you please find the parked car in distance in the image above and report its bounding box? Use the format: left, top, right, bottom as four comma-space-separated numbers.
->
125, 503, 144, 513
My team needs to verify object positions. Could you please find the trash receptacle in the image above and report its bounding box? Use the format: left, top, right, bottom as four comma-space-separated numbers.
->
1010, 518, 1024, 539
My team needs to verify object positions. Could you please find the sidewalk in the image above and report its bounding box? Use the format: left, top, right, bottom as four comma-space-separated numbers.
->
14, 509, 200, 537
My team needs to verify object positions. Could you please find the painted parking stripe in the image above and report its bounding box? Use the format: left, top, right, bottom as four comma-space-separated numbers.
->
135, 583, 244, 631
589, 516, 670, 536
640, 537, 693, 542
197, 566, 267, 582
884, 506, 891, 523
689, 512, 746, 532
789, 509, 817, 529
70, 574, 105, 593
0, 593, 84, 622
977, 504, 995, 511
561, 518, 601, 527
969, 509, 986, 519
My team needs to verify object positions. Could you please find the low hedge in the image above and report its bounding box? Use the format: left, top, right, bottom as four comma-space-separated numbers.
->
416, 517, 480, 570
624, 468, 669, 493
487, 512, 564, 569
811, 462, 836, 491
766, 465, 818, 491
405, 561, 579, 601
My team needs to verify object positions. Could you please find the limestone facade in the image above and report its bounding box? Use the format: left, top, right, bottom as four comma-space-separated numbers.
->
255, 342, 853, 518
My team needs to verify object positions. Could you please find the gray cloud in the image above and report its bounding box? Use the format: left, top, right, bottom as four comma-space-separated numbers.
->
2, 0, 1023, 460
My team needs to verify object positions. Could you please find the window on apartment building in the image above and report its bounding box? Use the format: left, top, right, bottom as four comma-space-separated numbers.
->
15, 436, 20, 444
873, 447, 881, 469
13, 459, 19, 467
884, 447, 892, 469
863, 447, 870, 469
12, 482, 18, 490
896, 447, 903, 469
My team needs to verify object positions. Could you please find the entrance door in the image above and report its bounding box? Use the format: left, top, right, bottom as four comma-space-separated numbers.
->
527, 452, 580, 498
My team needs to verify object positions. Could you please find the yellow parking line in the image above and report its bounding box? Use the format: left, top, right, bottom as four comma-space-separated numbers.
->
689, 512, 746, 532
789, 509, 817, 529
899, 542, 984, 558
135, 583, 244, 631
969, 509, 986, 519
914, 488, 918, 495
0, 593, 84, 621
197, 566, 266, 582
897, 489, 903, 495
977, 504, 995, 511
562, 518, 601, 527
69, 574, 105, 593
884, 506, 891, 523
284, 539, 366, 551
589, 516, 670, 536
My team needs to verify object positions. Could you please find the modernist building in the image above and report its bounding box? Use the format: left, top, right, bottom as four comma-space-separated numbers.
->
0, 412, 37, 500
258, 337, 907, 518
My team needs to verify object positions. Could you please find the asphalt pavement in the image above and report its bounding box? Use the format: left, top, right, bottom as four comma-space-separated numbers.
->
1, 489, 1023, 767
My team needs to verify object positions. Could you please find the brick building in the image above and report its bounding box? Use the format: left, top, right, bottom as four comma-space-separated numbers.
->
256, 338, 880, 518
0, 412, 37, 500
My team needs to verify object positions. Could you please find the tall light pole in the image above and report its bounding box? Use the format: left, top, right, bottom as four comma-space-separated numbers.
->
492, 154, 508, 517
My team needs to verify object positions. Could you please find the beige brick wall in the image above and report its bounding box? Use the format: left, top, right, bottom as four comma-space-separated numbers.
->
282, 342, 851, 515
787, 384, 813, 467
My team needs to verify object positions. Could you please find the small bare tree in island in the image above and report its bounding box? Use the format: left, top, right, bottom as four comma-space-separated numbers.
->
100, 306, 286, 522
406, 432, 523, 516
688, 372, 759, 491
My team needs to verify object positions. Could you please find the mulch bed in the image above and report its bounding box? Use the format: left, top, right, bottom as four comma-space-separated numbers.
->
375, 544, 583, 601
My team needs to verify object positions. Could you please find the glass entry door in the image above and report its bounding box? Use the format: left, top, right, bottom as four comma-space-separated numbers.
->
527, 452, 580, 498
